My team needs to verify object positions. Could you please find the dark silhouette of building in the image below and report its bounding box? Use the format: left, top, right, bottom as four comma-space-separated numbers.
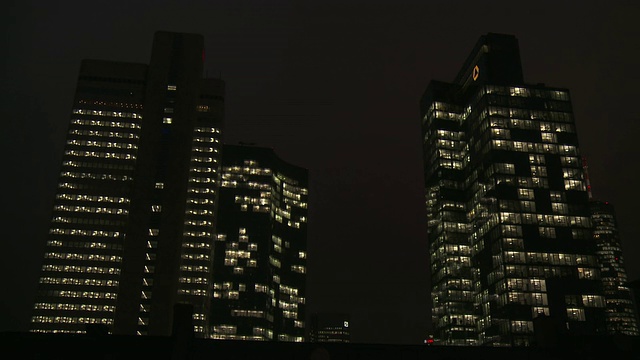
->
309, 313, 350, 343
582, 158, 638, 335
31, 31, 225, 338
589, 200, 639, 335
210, 144, 308, 342
420, 33, 607, 346
3, 330, 639, 360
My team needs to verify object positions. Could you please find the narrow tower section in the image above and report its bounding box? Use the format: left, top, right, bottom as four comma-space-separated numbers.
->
211, 145, 308, 342
590, 201, 639, 335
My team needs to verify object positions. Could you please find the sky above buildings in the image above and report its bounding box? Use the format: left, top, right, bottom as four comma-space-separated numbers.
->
2, 0, 639, 344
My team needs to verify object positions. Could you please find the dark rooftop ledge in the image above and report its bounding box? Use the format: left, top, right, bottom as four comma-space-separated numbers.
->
2, 331, 639, 360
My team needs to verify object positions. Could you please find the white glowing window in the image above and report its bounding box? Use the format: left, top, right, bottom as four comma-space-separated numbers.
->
566, 308, 586, 321
582, 295, 605, 307
541, 132, 557, 143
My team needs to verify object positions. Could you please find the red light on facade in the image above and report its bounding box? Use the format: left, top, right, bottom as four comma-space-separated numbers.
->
427, 339, 434, 344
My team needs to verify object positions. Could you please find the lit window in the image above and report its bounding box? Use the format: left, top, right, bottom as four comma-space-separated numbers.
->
566, 308, 586, 321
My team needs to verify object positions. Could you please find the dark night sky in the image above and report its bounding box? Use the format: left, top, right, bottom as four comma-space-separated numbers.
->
2, 0, 640, 344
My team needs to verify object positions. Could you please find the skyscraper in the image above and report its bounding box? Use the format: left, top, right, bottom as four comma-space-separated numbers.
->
210, 144, 308, 342
420, 34, 606, 346
31, 31, 225, 337
589, 201, 639, 336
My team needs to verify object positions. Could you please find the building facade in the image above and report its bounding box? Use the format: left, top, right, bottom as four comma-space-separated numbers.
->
210, 145, 308, 342
309, 313, 351, 343
420, 34, 606, 346
31, 31, 225, 338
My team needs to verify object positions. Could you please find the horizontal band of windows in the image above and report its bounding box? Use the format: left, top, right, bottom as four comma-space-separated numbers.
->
37, 290, 118, 299
53, 205, 128, 215
38, 277, 119, 287
73, 108, 142, 119
41, 265, 120, 275
50, 217, 126, 226
64, 150, 136, 161
194, 127, 221, 134
77, 99, 142, 109
44, 252, 122, 262
32, 315, 114, 324
56, 194, 129, 204
62, 160, 136, 171
191, 145, 219, 152
177, 289, 207, 296
69, 128, 139, 139
71, 118, 141, 129
49, 229, 120, 237
34, 303, 116, 312
191, 156, 218, 164
66, 140, 138, 150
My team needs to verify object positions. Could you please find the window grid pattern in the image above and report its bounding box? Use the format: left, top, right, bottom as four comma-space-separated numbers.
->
422, 82, 605, 346
31, 97, 142, 334
212, 152, 307, 342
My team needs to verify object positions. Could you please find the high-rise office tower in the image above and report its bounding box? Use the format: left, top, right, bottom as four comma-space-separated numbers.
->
589, 201, 639, 336
31, 31, 225, 338
210, 144, 308, 342
420, 33, 606, 346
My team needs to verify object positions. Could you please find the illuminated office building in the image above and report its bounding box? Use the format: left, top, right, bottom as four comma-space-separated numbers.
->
420, 33, 606, 346
589, 201, 639, 336
31, 31, 224, 337
210, 144, 308, 342
309, 313, 351, 343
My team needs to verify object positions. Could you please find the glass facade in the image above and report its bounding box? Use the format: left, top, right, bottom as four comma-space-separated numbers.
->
31, 31, 309, 341
210, 145, 308, 342
31, 62, 146, 334
421, 34, 607, 346
31, 32, 225, 337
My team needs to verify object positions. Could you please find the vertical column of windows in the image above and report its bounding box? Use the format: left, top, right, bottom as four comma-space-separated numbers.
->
177, 126, 221, 335
136, 227, 158, 335
273, 173, 308, 342
424, 101, 477, 345
591, 204, 639, 336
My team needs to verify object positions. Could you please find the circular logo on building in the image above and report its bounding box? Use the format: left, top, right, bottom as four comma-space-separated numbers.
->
472, 65, 480, 81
